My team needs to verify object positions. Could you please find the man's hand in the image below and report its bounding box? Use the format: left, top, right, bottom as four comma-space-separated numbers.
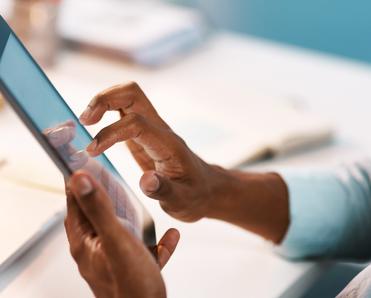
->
79, 82, 290, 243
79, 82, 223, 223
65, 171, 180, 298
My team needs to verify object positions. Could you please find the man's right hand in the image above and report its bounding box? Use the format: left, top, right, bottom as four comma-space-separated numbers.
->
79, 82, 224, 223
79, 82, 290, 243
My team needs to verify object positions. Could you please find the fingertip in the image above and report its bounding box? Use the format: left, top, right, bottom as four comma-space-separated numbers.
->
79, 116, 97, 126
78, 117, 88, 125
157, 229, 180, 269
158, 228, 180, 253
86, 140, 99, 156
79, 106, 94, 125
169, 228, 181, 241
164, 228, 181, 246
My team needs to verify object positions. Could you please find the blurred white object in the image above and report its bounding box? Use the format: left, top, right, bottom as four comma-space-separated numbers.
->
9, 0, 61, 67
146, 85, 334, 167
0, 107, 65, 270
58, 0, 207, 66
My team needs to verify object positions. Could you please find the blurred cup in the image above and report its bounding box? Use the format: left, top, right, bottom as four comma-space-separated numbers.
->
9, 0, 61, 68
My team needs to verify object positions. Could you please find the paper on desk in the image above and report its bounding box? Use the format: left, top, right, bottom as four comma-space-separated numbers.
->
0, 177, 65, 268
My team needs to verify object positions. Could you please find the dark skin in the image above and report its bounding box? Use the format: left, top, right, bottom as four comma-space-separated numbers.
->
66, 81, 289, 297
80, 82, 289, 242
65, 171, 180, 298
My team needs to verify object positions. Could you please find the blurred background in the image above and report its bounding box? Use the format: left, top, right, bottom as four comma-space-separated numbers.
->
1, 0, 371, 65
173, 0, 371, 64
1, 1, 371, 298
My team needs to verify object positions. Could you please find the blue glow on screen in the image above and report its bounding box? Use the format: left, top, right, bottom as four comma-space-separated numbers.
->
0, 34, 116, 175
0, 33, 146, 239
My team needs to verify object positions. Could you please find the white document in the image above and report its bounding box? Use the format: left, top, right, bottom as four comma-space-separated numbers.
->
0, 177, 65, 270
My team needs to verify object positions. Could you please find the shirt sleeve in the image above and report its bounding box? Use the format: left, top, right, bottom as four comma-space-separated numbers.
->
275, 158, 371, 260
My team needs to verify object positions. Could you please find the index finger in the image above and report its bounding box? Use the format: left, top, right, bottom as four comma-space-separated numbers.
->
79, 82, 168, 129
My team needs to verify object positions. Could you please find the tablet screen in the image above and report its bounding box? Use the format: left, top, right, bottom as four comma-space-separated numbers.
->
0, 26, 155, 245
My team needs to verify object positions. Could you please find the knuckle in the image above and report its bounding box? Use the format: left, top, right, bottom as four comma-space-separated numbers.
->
126, 113, 146, 138
97, 98, 111, 111
70, 244, 84, 262
125, 81, 140, 91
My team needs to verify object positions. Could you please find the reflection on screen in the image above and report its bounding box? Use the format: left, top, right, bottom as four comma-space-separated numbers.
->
0, 34, 142, 237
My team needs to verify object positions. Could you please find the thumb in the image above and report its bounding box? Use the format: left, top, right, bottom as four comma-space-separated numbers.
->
140, 171, 176, 201
69, 171, 148, 265
69, 171, 122, 239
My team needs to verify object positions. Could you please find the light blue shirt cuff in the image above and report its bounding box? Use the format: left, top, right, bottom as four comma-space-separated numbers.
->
275, 163, 371, 260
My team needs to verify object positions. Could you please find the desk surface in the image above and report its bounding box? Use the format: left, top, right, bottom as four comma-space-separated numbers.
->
1, 32, 371, 298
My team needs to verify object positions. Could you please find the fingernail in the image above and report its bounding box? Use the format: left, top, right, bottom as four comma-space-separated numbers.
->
75, 176, 94, 196
86, 139, 98, 153
146, 174, 160, 193
79, 107, 93, 124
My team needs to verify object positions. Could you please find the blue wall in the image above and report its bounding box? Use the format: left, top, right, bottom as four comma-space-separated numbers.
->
176, 0, 371, 64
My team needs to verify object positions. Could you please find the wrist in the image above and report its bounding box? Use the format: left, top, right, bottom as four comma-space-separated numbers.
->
205, 166, 289, 244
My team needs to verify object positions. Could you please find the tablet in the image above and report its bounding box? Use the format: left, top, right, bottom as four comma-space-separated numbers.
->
0, 16, 156, 248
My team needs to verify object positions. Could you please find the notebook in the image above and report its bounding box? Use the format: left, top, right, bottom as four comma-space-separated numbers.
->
150, 84, 333, 168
